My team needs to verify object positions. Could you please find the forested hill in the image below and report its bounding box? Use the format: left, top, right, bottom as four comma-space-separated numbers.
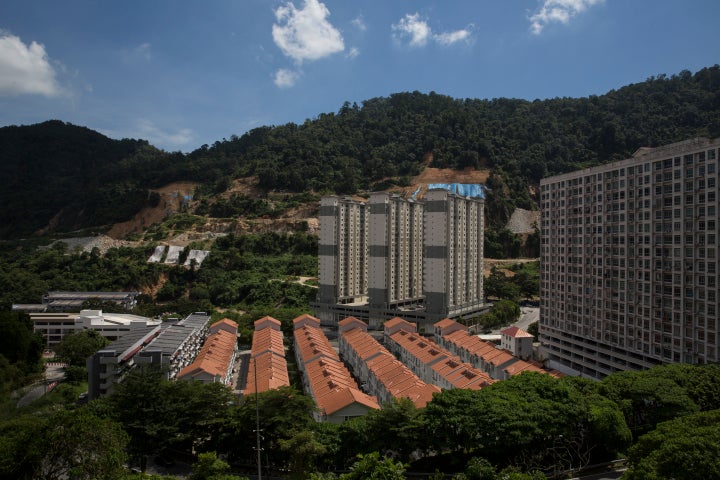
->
1, 66, 719, 239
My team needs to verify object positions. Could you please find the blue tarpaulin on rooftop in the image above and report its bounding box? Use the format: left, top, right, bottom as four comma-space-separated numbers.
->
427, 183, 485, 199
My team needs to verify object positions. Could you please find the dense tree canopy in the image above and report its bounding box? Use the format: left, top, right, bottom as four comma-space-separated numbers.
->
54, 330, 109, 367
624, 409, 720, 480
3, 363, 720, 478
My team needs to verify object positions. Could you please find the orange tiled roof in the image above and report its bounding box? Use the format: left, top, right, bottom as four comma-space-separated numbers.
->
244, 320, 290, 394
431, 357, 494, 389
387, 321, 497, 391
212, 318, 239, 333
250, 327, 285, 358
304, 349, 379, 415
441, 325, 556, 379
177, 329, 237, 382
342, 326, 440, 408
320, 386, 380, 415
245, 350, 290, 394
383, 317, 416, 334
433, 318, 457, 329
293, 313, 321, 328
294, 324, 339, 364
254, 315, 281, 329
502, 359, 545, 377
338, 316, 367, 329
501, 326, 534, 338
486, 349, 517, 367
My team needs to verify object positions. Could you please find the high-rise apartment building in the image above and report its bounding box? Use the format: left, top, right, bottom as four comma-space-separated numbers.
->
314, 188, 486, 328
317, 196, 369, 306
424, 189, 485, 316
540, 138, 720, 378
368, 192, 424, 310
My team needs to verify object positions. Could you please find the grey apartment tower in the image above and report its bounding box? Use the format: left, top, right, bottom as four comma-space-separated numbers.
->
314, 189, 486, 329
540, 138, 720, 378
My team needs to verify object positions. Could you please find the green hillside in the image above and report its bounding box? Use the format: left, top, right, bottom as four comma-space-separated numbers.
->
1, 66, 718, 239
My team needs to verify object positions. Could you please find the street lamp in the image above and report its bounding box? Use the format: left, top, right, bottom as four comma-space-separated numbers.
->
253, 356, 262, 480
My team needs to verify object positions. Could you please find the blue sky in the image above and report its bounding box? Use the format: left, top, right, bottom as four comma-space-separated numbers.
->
0, 0, 718, 152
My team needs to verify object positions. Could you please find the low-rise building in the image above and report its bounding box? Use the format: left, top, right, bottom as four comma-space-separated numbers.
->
438, 319, 557, 380
43, 291, 139, 311
86, 325, 162, 400
244, 316, 290, 395
135, 313, 210, 379
177, 319, 238, 385
32, 309, 161, 349
384, 318, 493, 390
293, 314, 379, 423
500, 326, 534, 360
338, 317, 439, 408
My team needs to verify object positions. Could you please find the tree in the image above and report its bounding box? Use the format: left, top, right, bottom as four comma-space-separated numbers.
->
338, 398, 426, 464
339, 452, 406, 480
39, 409, 129, 480
0, 414, 47, 479
223, 386, 316, 469
0, 311, 44, 387
462, 457, 496, 480
54, 329, 109, 366
279, 430, 328, 479
484, 267, 522, 302
624, 409, 720, 480
106, 367, 234, 468
423, 388, 484, 455
190, 451, 247, 480
598, 369, 699, 437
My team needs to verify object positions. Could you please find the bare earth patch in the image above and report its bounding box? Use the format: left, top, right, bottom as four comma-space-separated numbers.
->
106, 182, 199, 239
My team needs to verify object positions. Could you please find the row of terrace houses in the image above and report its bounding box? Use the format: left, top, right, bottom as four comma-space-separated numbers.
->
244, 316, 290, 395
293, 314, 380, 423
433, 318, 560, 380
177, 319, 239, 385
337, 316, 440, 408
383, 317, 495, 390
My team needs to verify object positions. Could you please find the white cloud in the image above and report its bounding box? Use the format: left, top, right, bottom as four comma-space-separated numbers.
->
346, 47, 360, 59
272, 0, 344, 64
392, 14, 472, 48
435, 28, 472, 46
352, 15, 367, 32
274, 68, 300, 88
392, 13, 432, 47
529, 0, 604, 35
0, 32, 62, 97
135, 119, 193, 150
136, 43, 152, 61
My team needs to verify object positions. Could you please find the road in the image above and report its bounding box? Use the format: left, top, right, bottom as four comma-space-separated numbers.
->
489, 307, 539, 335
16, 363, 67, 408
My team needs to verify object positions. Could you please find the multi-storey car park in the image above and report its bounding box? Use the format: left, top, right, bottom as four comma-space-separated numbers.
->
540, 137, 720, 378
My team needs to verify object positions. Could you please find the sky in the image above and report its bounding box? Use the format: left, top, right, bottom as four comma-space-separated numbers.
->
0, 1, 719, 152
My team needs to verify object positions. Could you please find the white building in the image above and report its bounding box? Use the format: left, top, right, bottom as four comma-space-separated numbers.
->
32, 309, 161, 349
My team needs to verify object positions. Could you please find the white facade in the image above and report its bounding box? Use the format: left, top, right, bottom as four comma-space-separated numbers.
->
540, 138, 720, 378
32, 310, 160, 349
